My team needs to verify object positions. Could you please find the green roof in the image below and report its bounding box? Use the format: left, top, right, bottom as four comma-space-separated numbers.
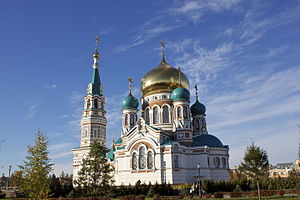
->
88, 68, 102, 95
115, 137, 122, 144
171, 87, 190, 101
122, 93, 139, 109
107, 147, 115, 161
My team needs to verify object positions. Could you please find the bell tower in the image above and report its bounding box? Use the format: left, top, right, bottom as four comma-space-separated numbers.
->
80, 36, 107, 147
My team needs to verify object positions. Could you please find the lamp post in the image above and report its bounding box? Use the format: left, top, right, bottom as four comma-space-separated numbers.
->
197, 163, 201, 197
8, 165, 11, 187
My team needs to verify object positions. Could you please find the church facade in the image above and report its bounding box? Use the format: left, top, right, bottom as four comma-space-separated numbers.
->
72, 39, 229, 185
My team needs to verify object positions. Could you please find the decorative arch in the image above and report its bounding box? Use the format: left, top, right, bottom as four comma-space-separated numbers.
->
94, 99, 98, 109
183, 106, 188, 119
214, 157, 220, 168
87, 99, 91, 109
145, 107, 150, 125
152, 106, 160, 124
162, 104, 170, 123
147, 149, 154, 169
124, 114, 129, 126
138, 146, 146, 169
130, 114, 135, 128
177, 106, 182, 119
222, 157, 226, 168
131, 151, 137, 170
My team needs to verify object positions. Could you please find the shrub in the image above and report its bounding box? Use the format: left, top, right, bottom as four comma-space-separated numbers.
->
119, 195, 136, 200
135, 195, 145, 200
214, 192, 224, 198
0, 191, 5, 199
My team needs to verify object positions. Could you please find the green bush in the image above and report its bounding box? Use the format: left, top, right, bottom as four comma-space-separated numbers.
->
214, 192, 224, 198
0, 191, 5, 199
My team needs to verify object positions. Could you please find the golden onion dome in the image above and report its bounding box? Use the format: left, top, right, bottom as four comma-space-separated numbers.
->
141, 58, 190, 97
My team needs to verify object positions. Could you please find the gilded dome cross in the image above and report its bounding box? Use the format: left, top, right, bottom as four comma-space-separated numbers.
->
160, 40, 165, 59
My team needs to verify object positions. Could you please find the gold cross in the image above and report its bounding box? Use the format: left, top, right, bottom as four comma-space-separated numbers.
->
95, 36, 100, 50
178, 66, 181, 87
128, 77, 133, 94
160, 40, 165, 58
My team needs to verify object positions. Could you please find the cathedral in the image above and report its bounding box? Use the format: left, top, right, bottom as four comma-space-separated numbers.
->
72, 38, 229, 185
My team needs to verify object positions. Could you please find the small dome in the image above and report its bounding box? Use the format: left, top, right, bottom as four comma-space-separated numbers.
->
122, 94, 139, 109
192, 134, 223, 147
171, 87, 190, 101
191, 100, 206, 115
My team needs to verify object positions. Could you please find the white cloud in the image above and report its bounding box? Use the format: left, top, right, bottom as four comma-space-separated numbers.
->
114, 23, 182, 52
24, 98, 40, 120
45, 84, 57, 89
69, 91, 84, 105
168, 0, 241, 22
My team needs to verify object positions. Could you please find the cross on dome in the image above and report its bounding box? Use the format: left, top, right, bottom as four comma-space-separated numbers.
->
128, 77, 133, 94
178, 66, 182, 87
195, 85, 199, 100
160, 40, 165, 60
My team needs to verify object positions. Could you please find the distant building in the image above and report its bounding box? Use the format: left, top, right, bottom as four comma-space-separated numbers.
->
269, 160, 300, 178
269, 162, 294, 178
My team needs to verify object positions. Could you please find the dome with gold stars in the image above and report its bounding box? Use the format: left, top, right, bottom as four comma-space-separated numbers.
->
141, 57, 190, 97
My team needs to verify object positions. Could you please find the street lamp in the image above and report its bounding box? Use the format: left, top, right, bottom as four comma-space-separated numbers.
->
197, 163, 201, 197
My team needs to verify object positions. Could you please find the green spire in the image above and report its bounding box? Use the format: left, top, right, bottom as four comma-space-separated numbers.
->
87, 36, 102, 96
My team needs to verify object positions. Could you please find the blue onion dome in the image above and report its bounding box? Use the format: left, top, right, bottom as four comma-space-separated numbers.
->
171, 87, 190, 101
191, 100, 206, 115
192, 134, 223, 147
122, 93, 139, 109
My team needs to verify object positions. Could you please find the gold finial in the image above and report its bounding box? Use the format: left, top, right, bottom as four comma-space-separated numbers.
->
92, 36, 100, 69
178, 66, 182, 87
128, 77, 133, 94
195, 85, 198, 100
160, 40, 165, 60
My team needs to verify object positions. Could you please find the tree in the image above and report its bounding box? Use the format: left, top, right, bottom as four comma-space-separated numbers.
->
10, 170, 23, 187
74, 141, 114, 197
19, 130, 53, 200
239, 143, 269, 200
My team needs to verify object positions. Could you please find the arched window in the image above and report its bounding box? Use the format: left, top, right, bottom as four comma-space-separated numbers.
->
207, 157, 210, 166
183, 106, 188, 118
177, 106, 182, 119
145, 108, 150, 125
214, 157, 220, 168
87, 99, 91, 109
130, 114, 135, 128
162, 106, 169, 123
94, 99, 98, 109
84, 130, 88, 137
124, 114, 128, 126
194, 119, 200, 130
201, 119, 206, 131
153, 107, 159, 124
132, 152, 137, 170
139, 147, 146, 169
222, 157, 226, 168
147, 151, 153, 169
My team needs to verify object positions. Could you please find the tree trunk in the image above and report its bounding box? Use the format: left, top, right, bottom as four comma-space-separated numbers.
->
257, 179, 261, 200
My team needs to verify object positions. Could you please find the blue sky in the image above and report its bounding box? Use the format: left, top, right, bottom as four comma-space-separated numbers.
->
0, 0, 300, 175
